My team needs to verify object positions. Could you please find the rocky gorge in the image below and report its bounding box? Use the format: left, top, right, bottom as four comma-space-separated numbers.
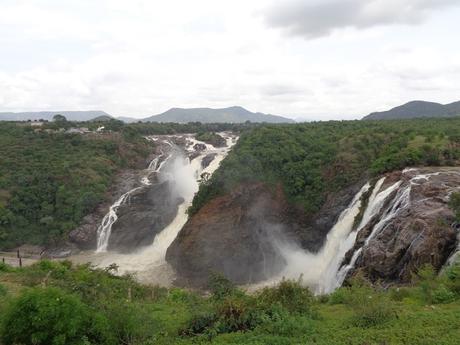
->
57, 130, 460, 294
166, 167, 460, 291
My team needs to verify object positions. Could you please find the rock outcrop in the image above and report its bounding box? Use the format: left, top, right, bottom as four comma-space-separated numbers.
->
108, 181, 183, 252
344, 167, 460, 283
69, 170, 140, 249
166, 179, 364, 287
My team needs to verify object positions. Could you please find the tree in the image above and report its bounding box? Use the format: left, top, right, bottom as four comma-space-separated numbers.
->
53, 114, 67, 122
0, 287, 114, 345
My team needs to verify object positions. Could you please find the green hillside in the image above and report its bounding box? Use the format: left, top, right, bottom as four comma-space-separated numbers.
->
0, 123, 152, 250
190, 118, 460, 215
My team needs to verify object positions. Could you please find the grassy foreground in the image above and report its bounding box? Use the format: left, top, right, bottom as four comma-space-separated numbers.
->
0, 260, 459, 345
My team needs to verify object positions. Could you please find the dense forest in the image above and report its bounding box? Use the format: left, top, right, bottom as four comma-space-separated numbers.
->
0, 260, 459, 344
190, 118, 460, 215
0, 120, 256, 250
0, 122, 153, 250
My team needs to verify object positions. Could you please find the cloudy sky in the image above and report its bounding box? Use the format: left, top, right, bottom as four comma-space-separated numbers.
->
1, 0, 460, 120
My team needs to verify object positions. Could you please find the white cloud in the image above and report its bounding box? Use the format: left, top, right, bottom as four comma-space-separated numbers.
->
0, 0, 459, 120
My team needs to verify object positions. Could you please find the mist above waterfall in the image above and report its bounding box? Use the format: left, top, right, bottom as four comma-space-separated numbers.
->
160, 154, 200, 202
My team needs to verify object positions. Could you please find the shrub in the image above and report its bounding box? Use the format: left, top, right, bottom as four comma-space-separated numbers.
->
0, 287, 113, 345
104, 301, 156, 345
444, 262, 460, 296
415, 265, 437, 304
432, 285, 456, 304
181, 294, 264, 338
328, 287, 349, 305
214, 295, 263, 333
181, 312, 217, 336
0, 262, 13, 272
346, 283, 396, 328
0, 283, 7, 297
257, 279, 314, 315
389, 287, 412, 302
208, 272, 236, 300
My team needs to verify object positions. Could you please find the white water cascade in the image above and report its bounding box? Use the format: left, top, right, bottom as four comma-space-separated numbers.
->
87, 133, 236, 284
334, 178, 405, 289
95, 146, 172, 253
272, 183, 370, 294
265, 177, 407, 295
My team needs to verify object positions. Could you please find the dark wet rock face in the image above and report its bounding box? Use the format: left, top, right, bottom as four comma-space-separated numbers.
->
69, 170, 140, 250
108, 181, 182, 252
201, 154, 217, 169
348, 168, 460, 283
193, 143, 207, 151
166, 180, 364, 287
166, 183, 289, 286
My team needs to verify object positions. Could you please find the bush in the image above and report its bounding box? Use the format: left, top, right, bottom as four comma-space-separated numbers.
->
432, 285, 456, 304
444, 262, 460, 296
389, 287, 412, 302
346, 283, 397, 328
181, 312, 217, 336
328, 287, 349, 305
0, 287, 113, 345
257, 279, 314, 315
208, 272, 237, 300
0, 283, 7, 297
0, 262, 14, 272
104, 301, 156, 345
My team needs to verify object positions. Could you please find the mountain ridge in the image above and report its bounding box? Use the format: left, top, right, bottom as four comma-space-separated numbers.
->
140, 106, 295, 123
0, 110, 110, 122
363, 100, 460, 120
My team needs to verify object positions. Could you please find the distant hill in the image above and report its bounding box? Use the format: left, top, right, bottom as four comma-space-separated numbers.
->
363, 101, 460, 120
0, 111, 111, 122
141, 106, 295, 123
116, 116, 139, 123
90, 115, 114, 122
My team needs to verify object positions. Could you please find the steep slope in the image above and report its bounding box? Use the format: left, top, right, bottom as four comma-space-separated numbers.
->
142, 106, 295, 123
0, 110, 111, 122
363, 100, 460, 120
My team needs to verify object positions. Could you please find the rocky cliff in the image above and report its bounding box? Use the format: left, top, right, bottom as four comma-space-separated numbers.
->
343, 167, 460, 284
166, 180, 365, 286
167, 167, 460, 289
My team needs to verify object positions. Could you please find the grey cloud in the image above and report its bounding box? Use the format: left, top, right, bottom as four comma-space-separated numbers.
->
260, 83, 306, 96
264, 0, 460, 39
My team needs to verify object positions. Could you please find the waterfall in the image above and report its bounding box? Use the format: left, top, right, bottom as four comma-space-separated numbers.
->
334, 179, 404, 288
274, 183, 370, 294
95, 144, 173, 253
96, 191, 134, 252
89, 133, 237, 284
271, 177, 408, 294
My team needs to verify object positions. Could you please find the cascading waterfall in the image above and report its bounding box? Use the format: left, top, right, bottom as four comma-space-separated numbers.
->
334, 178, 404, 288
90, 133, 237, 284
96, 143, 173, 253
96, 191, 135, 253
271, 176, 409, 294
273, 183, 370, 294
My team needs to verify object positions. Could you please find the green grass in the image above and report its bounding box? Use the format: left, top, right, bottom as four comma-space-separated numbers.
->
0, 261, 459, 345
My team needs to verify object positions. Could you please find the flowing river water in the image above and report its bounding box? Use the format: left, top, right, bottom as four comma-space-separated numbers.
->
70, 133, 237, 286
